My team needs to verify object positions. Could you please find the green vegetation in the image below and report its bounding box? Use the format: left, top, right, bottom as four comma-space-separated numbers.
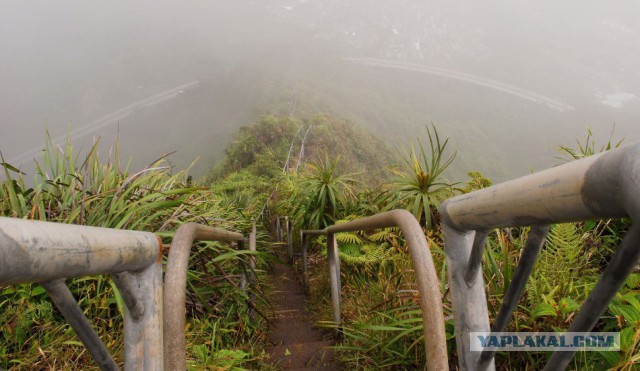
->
259, 121, 637, 370
386, 124, 457, 229
287, 154, 360, 229
0, 134, 269, 369
1, 117, 638, 370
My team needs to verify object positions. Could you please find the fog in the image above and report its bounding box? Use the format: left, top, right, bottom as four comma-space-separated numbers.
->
2, 0, 639, 181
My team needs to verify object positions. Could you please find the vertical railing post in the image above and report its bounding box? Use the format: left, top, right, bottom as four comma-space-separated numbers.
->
248, 222, 257, 321
327, 232, 341, 325
443, 224, 494, 371
164, 223, 245, 370
249, 221, 257, 281
286, 217, 293, 262
123, 261, 164, 370
294, 210, 448, 369
301, 231, 308, 288
238, 240, 248, 290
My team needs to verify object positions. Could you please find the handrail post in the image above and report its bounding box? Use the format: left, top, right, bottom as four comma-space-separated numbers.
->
0, 217, 162, 370
286, 217, 293, 263
163, 223, 245, 370
442, 224, 494, 371
249, 222, 257, 282
300, 230, 308, 288
122, 261, 164, 370
238, 239, 247, 290
276, 217, 282, 242
299, 210, 449, 370
440, 142, 640, 370
112, 272, 146, 321
326, 232, 342, 325
248, 222, 257, 321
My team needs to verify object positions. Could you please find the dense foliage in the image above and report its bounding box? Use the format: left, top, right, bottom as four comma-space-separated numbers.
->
260, 122, 638, 370
1, 118, 638, 370
0, 135, 268, 369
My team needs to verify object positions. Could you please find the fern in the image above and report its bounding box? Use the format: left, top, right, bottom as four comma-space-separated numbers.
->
526, 223, 596, 327
368, 227, 399, 242
336, 231, 364, 245
339, 243, 392, 268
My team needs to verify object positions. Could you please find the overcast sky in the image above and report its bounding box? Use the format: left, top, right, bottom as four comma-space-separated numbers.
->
2, 1, 639, 179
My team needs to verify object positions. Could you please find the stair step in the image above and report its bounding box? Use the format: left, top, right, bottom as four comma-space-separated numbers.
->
267, 257, 340, 369
270, 294, 306, 308
268, 318, 329, 344
270, 309, 305, 318
266, 340, 336, 369
270, 289, 302, 294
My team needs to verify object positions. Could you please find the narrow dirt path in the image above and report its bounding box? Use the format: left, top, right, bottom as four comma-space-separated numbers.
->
265, 250, 340, 370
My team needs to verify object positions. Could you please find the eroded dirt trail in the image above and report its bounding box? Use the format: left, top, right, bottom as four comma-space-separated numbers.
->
265, 251, 340, 370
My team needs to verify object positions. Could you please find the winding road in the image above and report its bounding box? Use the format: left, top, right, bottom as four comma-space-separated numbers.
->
344, 58, 575, 112
7, 80, 199, 166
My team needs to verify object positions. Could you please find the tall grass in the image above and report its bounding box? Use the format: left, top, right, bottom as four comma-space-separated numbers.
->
294, 130, 639, 370
0, 134, 269, 369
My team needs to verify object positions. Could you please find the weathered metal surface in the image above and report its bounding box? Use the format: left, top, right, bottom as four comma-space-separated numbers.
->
301, 209, 449, 371
248, 222, 257, 282
300, 231, 309, 287
0, 217, 163, 370
238, 239, 248, 290
247, 223, 257, 321
441, 142, 640, 371
122, 261, 164, 370
286, 217, 293, 262
326, 233, 341, 325
42, 279, 119, 371
463, 229, 489, 285
112, 272, 146, 322
0, 217, 160, 285
440, 143, 640, 231
163, 222, 245, 371
443, 225, 493, 371
276, 217, 282, 242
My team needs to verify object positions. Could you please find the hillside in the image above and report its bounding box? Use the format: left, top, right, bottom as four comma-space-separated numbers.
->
208, 115, 392, 183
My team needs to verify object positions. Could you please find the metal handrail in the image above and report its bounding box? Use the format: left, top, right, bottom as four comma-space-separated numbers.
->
163, 222, 251, 370
7, 140, 637, 371
274, 216, 293, 262
299, 209, 449, 371
0, 217, 163, 370
0, 217, 255, 370
440, 142, 640, 371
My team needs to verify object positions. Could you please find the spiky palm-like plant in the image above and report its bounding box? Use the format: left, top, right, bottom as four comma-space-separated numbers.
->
387, 125, 456, 229
296, 154, 358, 229
556, 127, 623, 162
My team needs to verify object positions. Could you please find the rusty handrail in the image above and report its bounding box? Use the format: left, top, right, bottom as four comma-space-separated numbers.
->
0, 217, 163, 370
163, 222, 251, 370
440, 142, 640, 371
0, 217, 256, 370
299, 209, 449, 371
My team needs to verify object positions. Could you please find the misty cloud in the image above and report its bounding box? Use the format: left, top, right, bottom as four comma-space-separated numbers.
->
1, 0, 639, 180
